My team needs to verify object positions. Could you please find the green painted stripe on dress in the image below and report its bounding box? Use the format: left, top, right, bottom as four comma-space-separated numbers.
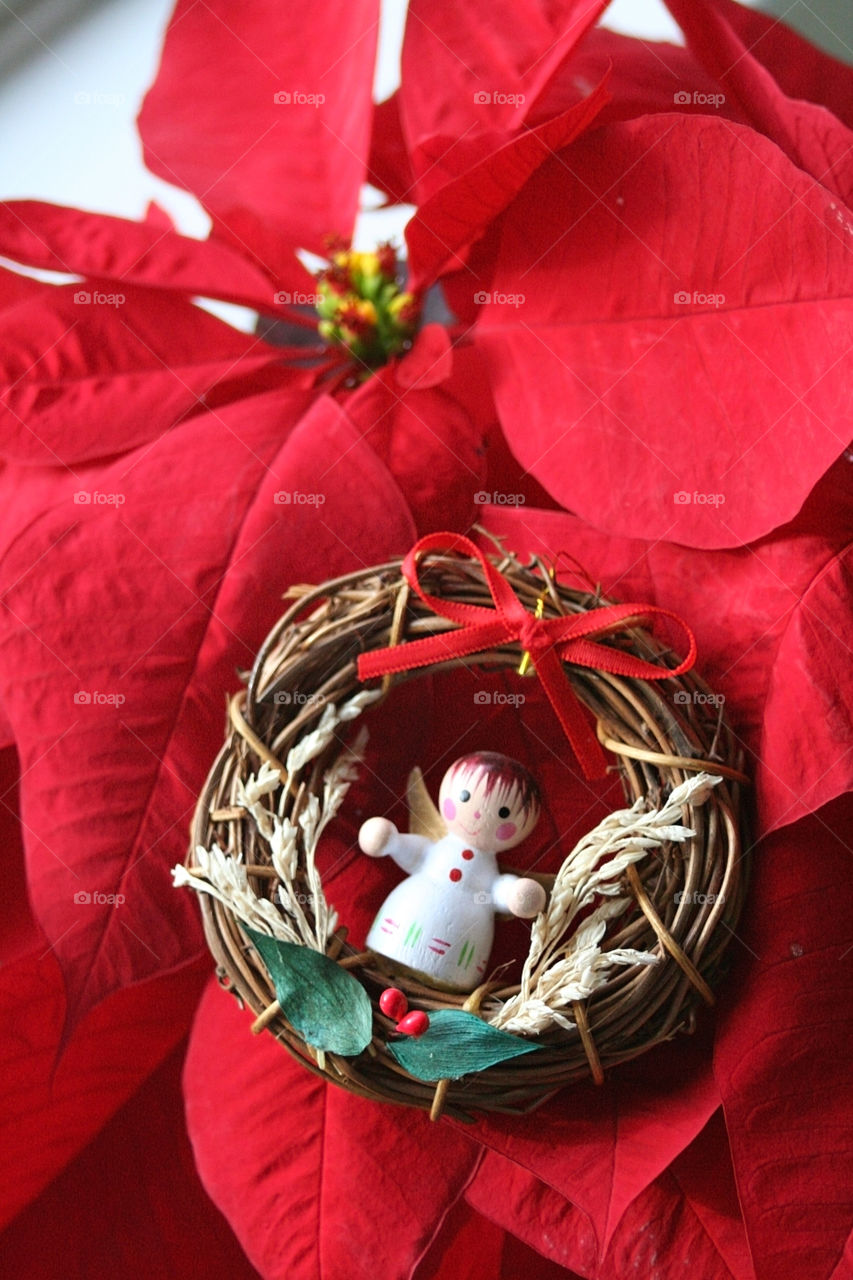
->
405, 921, 418, 947
460, 941, 473, 967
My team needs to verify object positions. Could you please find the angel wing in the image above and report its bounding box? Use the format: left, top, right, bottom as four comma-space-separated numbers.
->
406, 766, 445, 841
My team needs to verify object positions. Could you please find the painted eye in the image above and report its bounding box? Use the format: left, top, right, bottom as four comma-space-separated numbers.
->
498, 806, 511, 819
459, 790, 471, 802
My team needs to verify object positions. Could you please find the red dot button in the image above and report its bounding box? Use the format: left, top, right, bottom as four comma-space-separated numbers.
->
449, 868, 462, 882
461, 849, 474, 860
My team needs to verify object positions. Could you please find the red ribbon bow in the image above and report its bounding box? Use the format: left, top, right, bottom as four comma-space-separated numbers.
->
357, 533, 697, 779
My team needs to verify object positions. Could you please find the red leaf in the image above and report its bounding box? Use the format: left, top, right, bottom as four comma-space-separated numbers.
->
464, 1029, 721, 1258
369, 94, 417, 206
143, 200, 175, 231
693, 0, 853, 131
429, 27, 723, 327
758, 543, 853, 831
562, 27, 750, 126
138, 0, 380, 283
184, 978, 481, 1280
0, 283, 307, 466
713, 796, 853, 1280
499, 1237, 585, 1280
436, 17, 736, 323
342, 345, 487, 534
1, 1044, 260, 1279
399, 0, 607, 198
599, 1165, 747, 1280
0, 745, 35, 965
0, 391, 414, 1027
0, 947, 208, 1228
474, 115, 853, 548
0, 263, 52, 315
667, 1111, 755, 1280
467, 1114, 755, 1278
0, 200, 280, 312
466, 1150, 597, 1274
0, 747, 210, 1230
665, 0, 853, 205
393, 324, 454, 390
411, 1199, 506, 1280
406, 84, 609, 291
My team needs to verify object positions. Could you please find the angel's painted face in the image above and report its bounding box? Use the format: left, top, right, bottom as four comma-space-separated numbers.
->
438, 763, 539, 852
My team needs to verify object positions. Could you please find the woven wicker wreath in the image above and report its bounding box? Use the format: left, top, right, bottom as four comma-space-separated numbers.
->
181, 534, 747, 1120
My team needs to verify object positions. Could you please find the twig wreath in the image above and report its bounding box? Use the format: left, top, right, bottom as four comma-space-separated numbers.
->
178, 533, 747, 1120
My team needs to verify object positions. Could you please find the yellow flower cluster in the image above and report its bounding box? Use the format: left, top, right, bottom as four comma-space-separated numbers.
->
316, 244, 420, 368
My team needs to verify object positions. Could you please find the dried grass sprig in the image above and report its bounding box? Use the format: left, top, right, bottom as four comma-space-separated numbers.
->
489, 774, 720, 1034
176, 709, 371, 950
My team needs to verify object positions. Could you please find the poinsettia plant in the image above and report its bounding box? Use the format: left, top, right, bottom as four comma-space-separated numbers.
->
1, 1, 852, 1277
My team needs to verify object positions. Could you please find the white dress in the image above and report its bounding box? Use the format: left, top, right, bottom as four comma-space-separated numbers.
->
366, 831, 521, 992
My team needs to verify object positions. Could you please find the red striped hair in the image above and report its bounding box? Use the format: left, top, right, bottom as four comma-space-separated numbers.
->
446, 752, 540, 818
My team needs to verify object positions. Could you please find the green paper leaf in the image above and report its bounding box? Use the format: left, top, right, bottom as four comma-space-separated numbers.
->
386, 1009, 541, 1081
246, 928, 373, 1057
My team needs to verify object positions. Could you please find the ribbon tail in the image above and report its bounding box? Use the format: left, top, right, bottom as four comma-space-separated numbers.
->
533, 646, 609, 781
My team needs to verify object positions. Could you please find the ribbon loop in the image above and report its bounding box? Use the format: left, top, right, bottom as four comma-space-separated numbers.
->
357, 534, 696, 780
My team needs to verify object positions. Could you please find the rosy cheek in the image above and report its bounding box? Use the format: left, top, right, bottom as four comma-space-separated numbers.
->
496, 821, 517, 841
442, 798, 456, 820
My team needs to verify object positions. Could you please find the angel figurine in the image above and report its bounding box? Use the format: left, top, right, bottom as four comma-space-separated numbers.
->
359, 752, 546, 992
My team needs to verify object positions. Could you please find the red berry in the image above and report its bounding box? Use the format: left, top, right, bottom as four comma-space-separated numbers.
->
396, 1010, 430, 1037
379, 988, 408, 1021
